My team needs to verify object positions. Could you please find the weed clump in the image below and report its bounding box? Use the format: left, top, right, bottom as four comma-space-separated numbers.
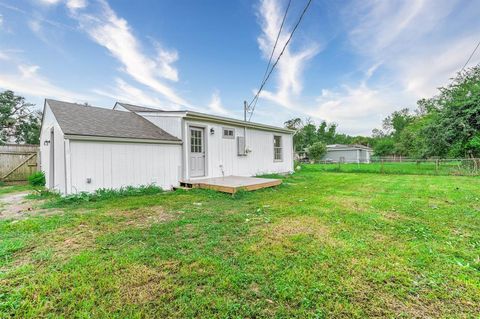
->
52, 185, 164, 206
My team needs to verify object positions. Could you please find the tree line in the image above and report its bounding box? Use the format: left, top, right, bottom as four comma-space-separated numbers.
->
285, 65, 480, 159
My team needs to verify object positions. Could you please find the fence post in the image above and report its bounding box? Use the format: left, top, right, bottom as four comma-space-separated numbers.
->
435, 159, 439, 173
381, 159, 384, 174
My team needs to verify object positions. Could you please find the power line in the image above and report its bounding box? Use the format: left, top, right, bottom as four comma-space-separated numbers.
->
459, 39, 480, 74
249, 0, 292, 116
248, 0, 313, 121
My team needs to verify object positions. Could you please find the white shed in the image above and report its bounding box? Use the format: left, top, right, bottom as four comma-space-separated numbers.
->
323, 144, 373, 163
40, 99, 294, 195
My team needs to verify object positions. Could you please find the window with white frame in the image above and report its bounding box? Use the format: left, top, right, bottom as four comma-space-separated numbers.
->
273, 135, 282, 161
222, 127, 235, 139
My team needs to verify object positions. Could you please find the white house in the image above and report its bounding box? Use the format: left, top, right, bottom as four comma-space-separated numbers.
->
40, 99, 294, 195
323, 144, 372, 163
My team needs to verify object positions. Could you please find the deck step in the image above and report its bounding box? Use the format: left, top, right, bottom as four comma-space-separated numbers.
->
174, 186, 193, 191
179, 181, 196, 188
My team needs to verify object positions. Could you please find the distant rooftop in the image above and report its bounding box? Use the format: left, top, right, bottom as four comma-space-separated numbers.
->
327, 144, 372, 150
115, 102, 164, 113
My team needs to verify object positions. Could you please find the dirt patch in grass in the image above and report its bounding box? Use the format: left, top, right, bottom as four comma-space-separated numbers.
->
120, 261, 179, 304
326, 195, 372, 213
268, 216, 330, 238
378, 210, 412, 222
111, 206, 177, 228
0, 191, 57, 220
249, 215, 338, 254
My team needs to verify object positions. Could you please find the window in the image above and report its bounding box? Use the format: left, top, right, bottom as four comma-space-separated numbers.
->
190, 129, 203, 153
273, 135, 282, 161
222, 127, 235, 139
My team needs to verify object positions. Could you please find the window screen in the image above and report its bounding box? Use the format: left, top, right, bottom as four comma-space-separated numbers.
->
274, 135, 282, 161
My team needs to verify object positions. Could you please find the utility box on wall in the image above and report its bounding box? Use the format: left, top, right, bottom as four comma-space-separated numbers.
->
237, 136, 246, 156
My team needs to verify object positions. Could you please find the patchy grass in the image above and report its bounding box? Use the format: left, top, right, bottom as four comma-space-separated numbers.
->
0, 184, 34, 196
0, 169, 479, 318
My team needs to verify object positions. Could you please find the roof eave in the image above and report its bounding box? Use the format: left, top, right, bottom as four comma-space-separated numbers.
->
184, 111, 294, 134
64, 134, 183, 144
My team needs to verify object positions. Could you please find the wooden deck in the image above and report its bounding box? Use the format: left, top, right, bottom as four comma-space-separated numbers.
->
179, 176, 282, 194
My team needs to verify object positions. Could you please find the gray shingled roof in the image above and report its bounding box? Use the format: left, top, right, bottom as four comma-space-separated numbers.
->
116, 102, 163, 112
327, 144, 372, 150
46, 99, 181, 142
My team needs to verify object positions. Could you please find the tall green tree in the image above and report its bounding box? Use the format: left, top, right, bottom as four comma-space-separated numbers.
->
419, 66, 480, 157
0, 90, 41, 144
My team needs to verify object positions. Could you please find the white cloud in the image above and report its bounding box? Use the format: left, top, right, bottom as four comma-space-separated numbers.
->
306, 0, 480, 135
28, 19, 41, 34
36, 0, 62, 5
93, 78, 170, 109
67, 0, 188, 106
312, 83, 398, 135
207, 90, 230, 116
0, 63, 89, 102
255, 0, 320, 108
66, 0, 87, 10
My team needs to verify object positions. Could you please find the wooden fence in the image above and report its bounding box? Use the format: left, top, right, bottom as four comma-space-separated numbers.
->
0, 144, 39, 182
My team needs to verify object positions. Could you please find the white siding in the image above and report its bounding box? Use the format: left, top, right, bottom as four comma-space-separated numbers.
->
140, 114, 183, 138
40, 103, 66, 194
69, 141, 182, 193
184, 120, 293, 179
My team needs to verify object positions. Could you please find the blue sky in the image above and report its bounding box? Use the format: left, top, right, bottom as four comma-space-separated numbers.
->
1, 0, 479, 135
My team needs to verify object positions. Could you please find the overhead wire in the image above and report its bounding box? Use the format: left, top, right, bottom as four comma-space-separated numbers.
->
248, 0, 292, 117
459, 39, 480, 74
248, 0, 313, 121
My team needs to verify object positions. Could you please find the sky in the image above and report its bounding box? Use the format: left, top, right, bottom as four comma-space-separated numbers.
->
0, 0, 479, 135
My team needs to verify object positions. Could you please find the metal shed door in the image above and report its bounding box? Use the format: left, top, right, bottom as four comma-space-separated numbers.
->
189, 127, 205, 177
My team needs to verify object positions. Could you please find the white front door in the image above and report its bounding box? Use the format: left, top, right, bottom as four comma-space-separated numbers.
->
189, 127, 205, 177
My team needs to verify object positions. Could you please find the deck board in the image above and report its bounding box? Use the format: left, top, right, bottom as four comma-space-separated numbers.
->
181, 176, 282, 194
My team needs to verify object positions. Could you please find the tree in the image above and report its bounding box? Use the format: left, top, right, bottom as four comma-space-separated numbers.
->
373, 138, 395, 157
0, 90, 41, 144
15, 110, 42, 144
418, 65, 480, 158
284, 118, 303, 130
382, 108, 414, 138
308, 142, 327, 162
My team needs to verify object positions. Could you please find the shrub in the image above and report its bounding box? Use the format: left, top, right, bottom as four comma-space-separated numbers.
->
28, 171, 45, 186
308, 142, 327, 162
53, 185, 164, 206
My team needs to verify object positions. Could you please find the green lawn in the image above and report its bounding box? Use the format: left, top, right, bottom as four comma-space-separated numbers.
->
311, 160, 479, 176
0, 166, 479, 318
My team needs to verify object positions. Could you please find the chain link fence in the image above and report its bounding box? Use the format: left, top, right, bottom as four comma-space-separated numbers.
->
308, 158, 480, 176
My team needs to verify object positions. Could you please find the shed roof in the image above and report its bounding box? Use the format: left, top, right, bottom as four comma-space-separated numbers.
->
115, 102, 162, 113
46, 99, 181, 142
327, 144, 372, 151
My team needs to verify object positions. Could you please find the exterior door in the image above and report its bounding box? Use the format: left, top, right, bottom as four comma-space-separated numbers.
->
189, 127, 205, 177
